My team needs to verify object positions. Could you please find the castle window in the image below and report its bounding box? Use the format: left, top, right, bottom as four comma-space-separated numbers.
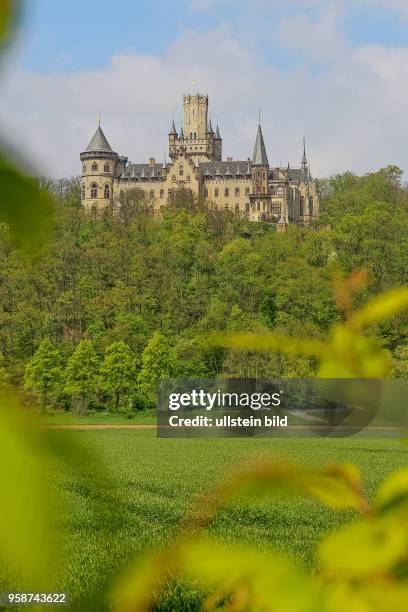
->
104, 184, 110, 199
160, 189, 164, 199
224, 204, 229, 210
187, 175, 191, 182
256, 186, 261, 195
150, 190, 154, 199
235, 203, 239, 211
82, 164, 86, 173
272, 202, 281, 215
215, 188, 219, 197
245, 187, 250, 196
204, 188, 208, 197
81, 184, 85, 199
104, 163, 110, 173
91, 183, 98, 198
300, 197, 305, 215
263, 187, 266, 194
245, 202, 250, 212
263, 172, 266, 179
277, 187, 284, 195
235, 187, 240, 197
92, 163, 98, 172
257, 172, 260, 178
224, 188, 229, 197
172, 175, 176, 181
309, 196, 314, 214
257, 202, 260, 211
179, 166, 184, 176
263, 202, 267, 211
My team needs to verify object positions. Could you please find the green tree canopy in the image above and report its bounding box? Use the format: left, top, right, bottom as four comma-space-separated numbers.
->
100, 341, 137, 411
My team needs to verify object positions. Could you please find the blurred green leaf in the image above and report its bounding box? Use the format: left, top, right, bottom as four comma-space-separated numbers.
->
319, 327, 393, 378
208, 331, 324, 358
216, 461, 367, 513
0, 392, 56, 585
180, 538, 322, 612
375, 468, 408, 514
0, 0, 13, 47
320, 518, 408, 577
0, 154, 55, 254
348, 288, 408, 331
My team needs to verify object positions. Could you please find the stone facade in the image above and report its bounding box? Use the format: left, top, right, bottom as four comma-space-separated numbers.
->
80, 93, 319, 226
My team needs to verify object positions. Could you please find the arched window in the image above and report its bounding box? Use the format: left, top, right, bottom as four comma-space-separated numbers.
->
81, 184, 85, 199
309, 196, 314, 214
277, 187, 284, 195
82, 164, 86, 173
186, 175, 191, 182
179, 166, 184, 176
104, 184, 110, 199
300, 197, 305, 215
104, 163, 110, 173
91, 183, 98, 198
91, 163, 98, 172
172, 175, 176, 181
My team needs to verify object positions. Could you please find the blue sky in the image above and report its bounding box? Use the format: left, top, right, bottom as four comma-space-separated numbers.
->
18, 0, 408, 74
1, 0, 408, 177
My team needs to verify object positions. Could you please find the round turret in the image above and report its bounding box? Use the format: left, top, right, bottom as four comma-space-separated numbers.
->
80, 124, 118, 211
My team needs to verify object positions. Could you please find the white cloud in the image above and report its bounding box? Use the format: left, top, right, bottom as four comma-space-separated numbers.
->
0, 17, 407, 179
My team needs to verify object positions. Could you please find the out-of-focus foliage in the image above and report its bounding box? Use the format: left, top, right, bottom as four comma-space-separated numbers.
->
112, 459, 408, 612
0, 0, 16, 50
0, 392, 57, 586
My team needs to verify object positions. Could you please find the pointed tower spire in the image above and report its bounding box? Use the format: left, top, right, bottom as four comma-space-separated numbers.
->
169, 120, 177, 135
179, 125, 184, 140
207, 119, 214, 134
252, 123, 268, 166
86, 125, 112, 152
215, 125, 221, 139
302, 137, 308, 170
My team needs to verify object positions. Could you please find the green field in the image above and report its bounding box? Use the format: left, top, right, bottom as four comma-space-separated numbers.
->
21, 430, 404, 611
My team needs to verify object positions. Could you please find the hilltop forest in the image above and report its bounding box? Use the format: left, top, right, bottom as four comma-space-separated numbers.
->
0, 165, 407, 413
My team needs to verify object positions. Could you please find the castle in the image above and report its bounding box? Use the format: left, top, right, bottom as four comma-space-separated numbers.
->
80, 93, 319, 228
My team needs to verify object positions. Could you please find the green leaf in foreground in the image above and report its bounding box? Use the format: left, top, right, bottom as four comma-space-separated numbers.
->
0, 392, 57, 585
375, 468, 408, 514
0, 153, 55, 254
0, 0, 15, 49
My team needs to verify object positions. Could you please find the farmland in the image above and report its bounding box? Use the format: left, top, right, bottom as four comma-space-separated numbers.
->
34, 430, 408, 610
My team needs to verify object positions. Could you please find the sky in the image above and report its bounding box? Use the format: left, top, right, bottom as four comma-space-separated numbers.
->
1, 0, 408, 178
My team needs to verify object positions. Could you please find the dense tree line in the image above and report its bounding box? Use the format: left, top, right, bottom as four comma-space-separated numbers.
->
0, 166, 407, 412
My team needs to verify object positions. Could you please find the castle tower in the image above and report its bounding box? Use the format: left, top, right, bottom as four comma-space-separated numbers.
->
251, 123, 269, 198
183, 93, 208, 139
80, 122, 118, 211
168, 120, 178, 161
214, 125, 222, 161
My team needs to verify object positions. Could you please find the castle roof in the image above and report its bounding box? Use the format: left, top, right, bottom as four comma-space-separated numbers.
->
215, 125, 221, 139
86, 125, 113, 152
169, 120, 177, 135
252, 124, 268, 166
200, 160, 251, 177
122, 163, 165, 180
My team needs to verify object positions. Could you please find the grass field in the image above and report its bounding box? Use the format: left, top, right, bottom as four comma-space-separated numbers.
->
15, 430, 400, 611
